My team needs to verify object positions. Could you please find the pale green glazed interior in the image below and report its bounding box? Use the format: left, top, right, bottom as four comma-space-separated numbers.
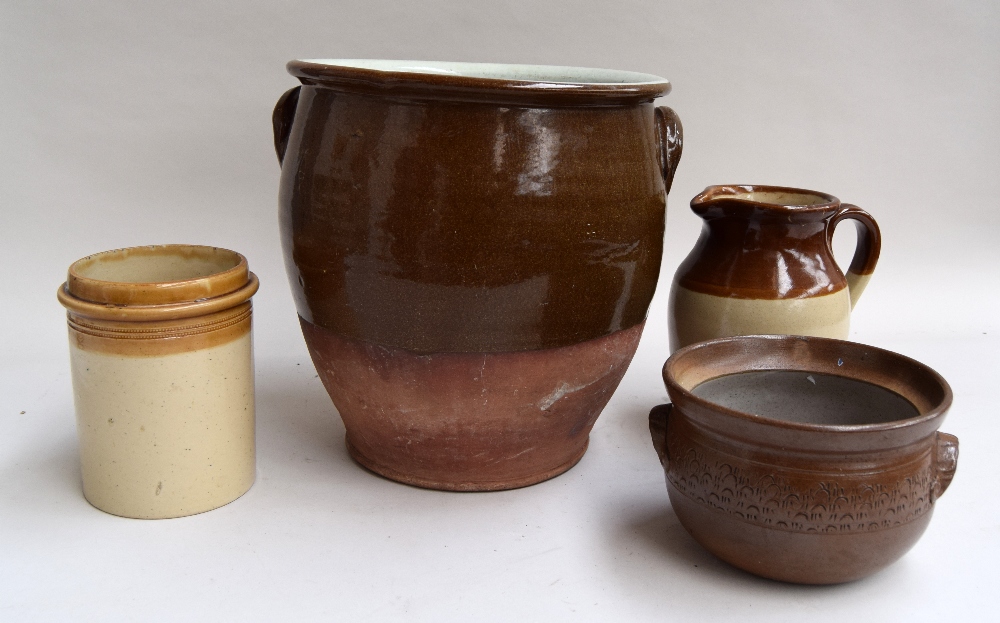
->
298, 59, 668, 86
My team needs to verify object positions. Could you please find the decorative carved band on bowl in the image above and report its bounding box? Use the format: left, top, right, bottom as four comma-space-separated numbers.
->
666, 442, 934, 534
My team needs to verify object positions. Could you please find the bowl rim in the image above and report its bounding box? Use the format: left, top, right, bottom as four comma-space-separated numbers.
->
662, 334, 953, 435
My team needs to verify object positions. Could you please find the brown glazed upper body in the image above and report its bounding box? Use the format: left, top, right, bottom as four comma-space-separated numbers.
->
277, 60, 680, 354
650, 335, 957, 584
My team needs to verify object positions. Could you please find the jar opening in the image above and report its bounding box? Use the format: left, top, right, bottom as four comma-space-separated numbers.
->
73, 246, 242, 284
60, 245, 255, 314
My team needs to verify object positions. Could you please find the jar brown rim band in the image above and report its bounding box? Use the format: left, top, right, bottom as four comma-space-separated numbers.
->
58, 273, 259, 322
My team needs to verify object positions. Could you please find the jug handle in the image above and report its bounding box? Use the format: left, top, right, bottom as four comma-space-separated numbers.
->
654, 106, 683, 194
827, 203, 881, 308
648, 403, 672, 466
272, 86, 301, 166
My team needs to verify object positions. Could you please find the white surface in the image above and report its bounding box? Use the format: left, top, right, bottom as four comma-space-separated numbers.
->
2, 1, 998, 621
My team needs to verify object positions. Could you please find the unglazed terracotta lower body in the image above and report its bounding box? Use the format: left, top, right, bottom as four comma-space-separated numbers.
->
668, 284, 851, 352
300, 317, 644, 491
69, 333, 256, 519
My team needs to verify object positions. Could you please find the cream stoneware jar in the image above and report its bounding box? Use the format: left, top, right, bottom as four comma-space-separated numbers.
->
57, 245, 259, 519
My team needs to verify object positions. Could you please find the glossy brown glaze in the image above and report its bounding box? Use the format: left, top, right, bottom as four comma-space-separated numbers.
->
675, 185, 880, 299
277, 61, 680, 353
302, 317, 643, 491
649, 335, 957, 584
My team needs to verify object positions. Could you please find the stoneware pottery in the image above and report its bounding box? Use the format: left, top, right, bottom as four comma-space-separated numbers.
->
650, 334, 957, 584
57, 245, 259, 519
668, 185, 880, 352
273, 59, 683, 491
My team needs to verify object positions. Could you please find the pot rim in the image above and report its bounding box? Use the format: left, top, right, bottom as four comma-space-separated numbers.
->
287, 59, 671, 105
58, 244, 259, 321
662, 334, 953, 435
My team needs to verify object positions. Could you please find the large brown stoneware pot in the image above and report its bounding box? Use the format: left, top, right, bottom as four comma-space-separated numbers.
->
650, 335, 958, 584
273, 60, 683, 491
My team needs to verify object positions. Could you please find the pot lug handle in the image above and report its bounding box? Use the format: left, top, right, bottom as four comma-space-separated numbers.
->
827, 203, 881, 308
654, 106, 683, 194
648, 403, 673, 466
272, 86, 301, 166
931, 431, 959, 502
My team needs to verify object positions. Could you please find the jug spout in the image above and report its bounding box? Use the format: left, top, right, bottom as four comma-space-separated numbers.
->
691, 184, 841, 221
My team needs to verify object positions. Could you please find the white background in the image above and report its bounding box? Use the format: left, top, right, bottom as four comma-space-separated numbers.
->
2, 1, 998, 620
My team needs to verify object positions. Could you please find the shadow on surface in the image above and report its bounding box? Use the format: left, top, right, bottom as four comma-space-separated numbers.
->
617, 400, 670, 455
621, 499, 741, 576
0, 432, 86, 514
253, 360, 351, 479
604, 495, 894, 611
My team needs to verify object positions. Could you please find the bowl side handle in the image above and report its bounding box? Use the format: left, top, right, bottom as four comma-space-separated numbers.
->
932, 431, 959, 502
648, 403, 673, 466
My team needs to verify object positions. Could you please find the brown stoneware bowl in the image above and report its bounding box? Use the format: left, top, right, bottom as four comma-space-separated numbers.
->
649, 335, 958, 584
273, 60, 683, 491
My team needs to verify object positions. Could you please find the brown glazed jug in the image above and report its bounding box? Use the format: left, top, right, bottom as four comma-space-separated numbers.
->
273, 60, 683, 491
668, 185, 880, 352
